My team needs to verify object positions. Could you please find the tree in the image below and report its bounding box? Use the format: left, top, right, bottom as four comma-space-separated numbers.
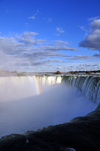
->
54, 71, 61, 74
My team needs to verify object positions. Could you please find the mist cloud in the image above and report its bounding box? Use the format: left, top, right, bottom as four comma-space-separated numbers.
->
0, 77, 96, 138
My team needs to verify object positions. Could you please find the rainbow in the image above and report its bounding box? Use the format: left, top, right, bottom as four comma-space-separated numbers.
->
28, 61, 40, 95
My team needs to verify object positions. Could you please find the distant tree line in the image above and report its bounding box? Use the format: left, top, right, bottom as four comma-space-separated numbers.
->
69, 70, 100, 74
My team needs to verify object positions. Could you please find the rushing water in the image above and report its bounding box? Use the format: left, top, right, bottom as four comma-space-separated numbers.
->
61, 76, 100, 103
0, 75, 98, 138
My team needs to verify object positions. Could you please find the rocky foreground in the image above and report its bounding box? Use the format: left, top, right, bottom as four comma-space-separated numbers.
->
0, 106, 100, 151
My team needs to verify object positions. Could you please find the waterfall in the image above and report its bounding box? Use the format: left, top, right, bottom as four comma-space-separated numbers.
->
61, 76, 100, 103
0, 75, 98, 138
1, 75, 100, 103
36, 75, 100, 103
37, 76, 62, 85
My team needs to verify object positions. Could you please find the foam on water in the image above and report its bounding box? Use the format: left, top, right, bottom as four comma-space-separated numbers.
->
0, 76, 96, 138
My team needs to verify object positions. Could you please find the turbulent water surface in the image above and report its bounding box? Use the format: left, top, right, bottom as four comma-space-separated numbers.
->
0, 75, 99, 138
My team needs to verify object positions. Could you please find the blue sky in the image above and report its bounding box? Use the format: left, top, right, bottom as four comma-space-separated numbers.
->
0, 0, 100, 72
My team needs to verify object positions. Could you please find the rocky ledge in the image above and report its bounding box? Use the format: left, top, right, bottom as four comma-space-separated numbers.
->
0, 106, 100, 151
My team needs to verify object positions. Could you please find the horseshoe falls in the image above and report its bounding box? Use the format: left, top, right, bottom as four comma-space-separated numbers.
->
0, 75, 99, 139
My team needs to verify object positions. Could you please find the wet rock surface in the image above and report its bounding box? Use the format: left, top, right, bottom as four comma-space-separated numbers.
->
0, 108, 100, 151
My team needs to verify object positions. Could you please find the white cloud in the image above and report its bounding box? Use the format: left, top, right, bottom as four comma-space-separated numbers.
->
67, 55, 91, 60
88, 16, 99, 21
47, 40, 69, 45
0, 32, 83, 72
0, 49, 26, 71
19, 37, 45, 45
53, 40, 68, 45
90, 19, 100, 29
28, 10, 41, 21
30, 59, 64, 66
94, 53, 100, 58
44, 18, 52, 23
17, 32, 45, 45
28, 15, 35, 20
79, 19, 100, 51
21, 32, 38, 36
80, 26, 85, 30
76, 63, 99, 71
56, 27, 65, 33
41, 46, 78, 51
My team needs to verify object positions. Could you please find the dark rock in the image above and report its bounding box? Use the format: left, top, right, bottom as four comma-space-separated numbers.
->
0, 107, 100, 150
0, 134, 26, 151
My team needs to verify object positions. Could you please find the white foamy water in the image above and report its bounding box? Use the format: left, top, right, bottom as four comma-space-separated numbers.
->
0, 76, 96, 138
